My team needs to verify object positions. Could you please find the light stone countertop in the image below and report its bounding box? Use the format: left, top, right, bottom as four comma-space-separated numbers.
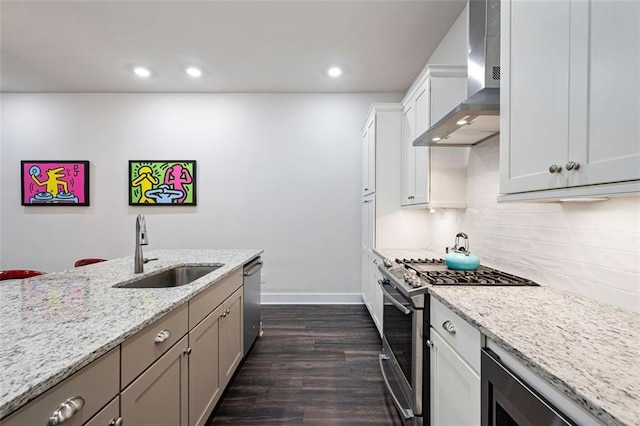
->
0, 248, 262, 419
374, 248, 639, 426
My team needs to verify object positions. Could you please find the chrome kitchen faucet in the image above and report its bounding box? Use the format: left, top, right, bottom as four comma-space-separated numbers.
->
134, 213, 158, 273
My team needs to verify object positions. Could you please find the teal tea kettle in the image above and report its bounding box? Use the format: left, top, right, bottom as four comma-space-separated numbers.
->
445, 232, 480, 271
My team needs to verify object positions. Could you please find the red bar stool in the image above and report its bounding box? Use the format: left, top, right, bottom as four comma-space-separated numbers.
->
0, 270, 45, 281
74, 258, 107, 267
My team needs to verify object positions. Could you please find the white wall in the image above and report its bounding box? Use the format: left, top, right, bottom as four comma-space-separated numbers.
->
428, 137, 640, 313
427, 4, 467, 66
1, 92, 401, 301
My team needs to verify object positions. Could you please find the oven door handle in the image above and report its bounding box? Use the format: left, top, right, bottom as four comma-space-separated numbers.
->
378, 280, 412, 315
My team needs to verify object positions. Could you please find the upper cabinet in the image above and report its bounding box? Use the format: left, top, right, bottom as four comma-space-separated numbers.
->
500, 0, 640, 200
362, 115, 376, 197
401, 65, 470, 208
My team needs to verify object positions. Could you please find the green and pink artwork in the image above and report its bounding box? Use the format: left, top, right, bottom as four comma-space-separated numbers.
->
21, 161, 90, 206
129, 161, 197, 206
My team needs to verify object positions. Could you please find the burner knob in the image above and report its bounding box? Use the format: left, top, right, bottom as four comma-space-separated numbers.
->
383, 258, 393, 268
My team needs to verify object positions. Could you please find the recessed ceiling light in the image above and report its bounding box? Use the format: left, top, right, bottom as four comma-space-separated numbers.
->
327, 66, 342, 77
185, 67, 203, 78
133, 66, 152, 78
456, 119, 468, 126
432, 137, 442, 142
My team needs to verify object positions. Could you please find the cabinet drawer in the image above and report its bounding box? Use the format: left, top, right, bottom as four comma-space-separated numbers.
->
1, 347, 119, 426
189, 268, 242, 329
430, 297, 481, 372
85, 396, 120, 426
121, 303, 188, 388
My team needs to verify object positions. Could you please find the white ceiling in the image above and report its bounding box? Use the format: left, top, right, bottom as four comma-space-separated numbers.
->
0, 0, 466, 93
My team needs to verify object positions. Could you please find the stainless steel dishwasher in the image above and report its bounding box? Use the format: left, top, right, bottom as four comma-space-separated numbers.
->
243, 257, 263, 356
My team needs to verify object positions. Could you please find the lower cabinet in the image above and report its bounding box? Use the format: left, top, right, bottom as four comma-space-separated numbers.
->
429, 331, 480, 426
189, 286, 243, 426
361, 250, 383, 337
121, 335, 189, 426
429, 297, 481, 426
0, 266, 249, 426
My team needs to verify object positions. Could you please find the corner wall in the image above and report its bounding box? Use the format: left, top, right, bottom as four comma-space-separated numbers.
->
1, 92, 401, 299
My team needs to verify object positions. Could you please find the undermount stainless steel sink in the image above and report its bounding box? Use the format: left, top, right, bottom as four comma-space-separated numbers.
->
115, 265, 223, 288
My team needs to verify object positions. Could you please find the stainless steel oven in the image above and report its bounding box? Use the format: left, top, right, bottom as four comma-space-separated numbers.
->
378, 277, 427, 425
378, 257, 539, 425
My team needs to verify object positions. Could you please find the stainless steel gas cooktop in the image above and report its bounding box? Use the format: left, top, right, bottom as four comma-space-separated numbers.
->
395, 258, 538, 286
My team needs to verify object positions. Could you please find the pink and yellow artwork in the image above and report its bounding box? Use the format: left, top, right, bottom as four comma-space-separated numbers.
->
21, 161, 90, 206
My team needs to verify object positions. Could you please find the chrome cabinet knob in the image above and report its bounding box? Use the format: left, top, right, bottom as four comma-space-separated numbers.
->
442, 320, 457, 334
155, 329, 171, 344
183, 347, 192, 355
548, 164, 562, 174
566, 161, 579, 171
47, 396, 85, 426
220, 312, 227, 318
109, 417, 124, 426
425, 340, 434, 348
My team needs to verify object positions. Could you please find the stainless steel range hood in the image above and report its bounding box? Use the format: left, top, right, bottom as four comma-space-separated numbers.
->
414, 0, 500, 147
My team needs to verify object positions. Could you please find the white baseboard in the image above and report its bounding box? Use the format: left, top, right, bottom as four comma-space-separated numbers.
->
261, 293, 363, 305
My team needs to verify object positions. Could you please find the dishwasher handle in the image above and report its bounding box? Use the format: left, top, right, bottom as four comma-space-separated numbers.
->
244, 260, 263, 277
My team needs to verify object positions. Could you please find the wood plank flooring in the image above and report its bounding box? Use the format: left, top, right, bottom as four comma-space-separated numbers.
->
207, 305, 402, 425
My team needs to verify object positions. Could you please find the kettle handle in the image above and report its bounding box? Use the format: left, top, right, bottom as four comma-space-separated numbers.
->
453, 233, 470, 255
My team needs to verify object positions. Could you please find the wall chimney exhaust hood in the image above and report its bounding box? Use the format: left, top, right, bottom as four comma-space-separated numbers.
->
414, 0, 500, 147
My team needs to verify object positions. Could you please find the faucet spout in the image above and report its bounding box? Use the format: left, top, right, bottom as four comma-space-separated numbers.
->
134, 214, 149, 273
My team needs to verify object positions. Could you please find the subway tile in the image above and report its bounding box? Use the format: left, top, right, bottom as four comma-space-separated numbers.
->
591, 249, 640, 274
562, 261, 637, 293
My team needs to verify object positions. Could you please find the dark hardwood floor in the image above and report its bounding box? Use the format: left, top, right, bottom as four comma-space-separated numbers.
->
207, 305, 402, 425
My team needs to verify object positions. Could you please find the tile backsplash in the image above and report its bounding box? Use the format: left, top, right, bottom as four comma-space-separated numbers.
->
428, 137, 640, 313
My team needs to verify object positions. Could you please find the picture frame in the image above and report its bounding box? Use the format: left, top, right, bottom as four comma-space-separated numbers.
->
21, 161, 90, 206
129, 160, 197, 206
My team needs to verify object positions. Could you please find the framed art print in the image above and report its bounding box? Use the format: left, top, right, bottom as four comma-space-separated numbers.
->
129, 160, 197, 206
21, 161, 90, 206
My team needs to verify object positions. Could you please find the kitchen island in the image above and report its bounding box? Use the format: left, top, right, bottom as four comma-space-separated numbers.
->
375, 248, 639, 426
0, 248, 262, 420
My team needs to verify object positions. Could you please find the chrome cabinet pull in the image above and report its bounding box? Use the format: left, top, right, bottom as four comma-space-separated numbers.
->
155, 329, 171, 344
548, 164, 562, 173
47, 396, 85, 425
408, 195, 415, 200
442, 320, 456, 334
566, 161, 579, 171
109, 418, 124, 426
425, 340, 434, 348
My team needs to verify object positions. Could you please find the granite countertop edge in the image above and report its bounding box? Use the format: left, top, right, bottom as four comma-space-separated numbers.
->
0, 248, 263, 419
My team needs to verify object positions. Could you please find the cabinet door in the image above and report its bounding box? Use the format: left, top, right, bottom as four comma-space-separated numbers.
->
568, 0, 640, 186
401, 104, 417, 205
370, 255, 384, 337
85, 396, 121, 426
414, 82, 431, 204
361, 194, 375, 250
500, 0, 571, 194
362, 117, 376, 196
430, 331, 480, 426
219, 288, 243, 388
189, 305, 222, 426
361, 248, 371, 308
121, 335, 189, 426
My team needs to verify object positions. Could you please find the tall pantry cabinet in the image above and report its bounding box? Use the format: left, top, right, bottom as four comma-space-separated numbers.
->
361, 104, 402, 336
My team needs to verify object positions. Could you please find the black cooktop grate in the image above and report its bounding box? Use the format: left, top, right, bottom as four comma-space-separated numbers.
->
395, 258, 538, 286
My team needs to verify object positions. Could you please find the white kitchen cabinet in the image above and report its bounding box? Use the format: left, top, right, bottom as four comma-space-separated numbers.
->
361, 250, 383, 336
430, 331, 480, 426
401, 65, 469, 208
362, 115, 376, 197
429, 297, 481, 426
500, 0, 640, 200
360, 104, 402, 335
